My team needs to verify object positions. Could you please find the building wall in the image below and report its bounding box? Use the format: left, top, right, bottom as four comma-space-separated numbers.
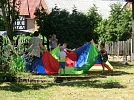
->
26, 19, 37, 31
24, 0, 50, 32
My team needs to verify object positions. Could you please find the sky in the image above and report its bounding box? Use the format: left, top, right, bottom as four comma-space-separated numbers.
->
45, 0, 127, 19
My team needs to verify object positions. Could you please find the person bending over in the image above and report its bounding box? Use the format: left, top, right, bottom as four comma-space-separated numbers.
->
28, 31, 47, 73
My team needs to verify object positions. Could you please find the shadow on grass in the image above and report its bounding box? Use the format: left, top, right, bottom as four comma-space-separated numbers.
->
85, 70, 134, 76
59, 80, 126, 89
110, 61, 134, 69
104, 71, 134, 76
0, 82, 54, 92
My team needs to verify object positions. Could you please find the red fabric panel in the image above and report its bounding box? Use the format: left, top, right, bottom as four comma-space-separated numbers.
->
42, 52, 59, 74
65, 51, 77, 67
93, 64, 102, 66
93, 64, 112, 71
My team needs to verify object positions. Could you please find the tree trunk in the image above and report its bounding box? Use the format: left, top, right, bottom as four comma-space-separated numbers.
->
1, 1, 14, 42
46, 35, 50, 51
7, 27, 14, 41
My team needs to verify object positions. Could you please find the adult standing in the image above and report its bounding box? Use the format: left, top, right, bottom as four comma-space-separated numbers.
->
28, 31, 47, 73
50, 34, 58, 50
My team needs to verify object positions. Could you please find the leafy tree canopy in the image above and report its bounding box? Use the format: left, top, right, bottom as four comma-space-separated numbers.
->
96, 3, 132, 42
34, 5, 102, 49
0, 0, 20, 41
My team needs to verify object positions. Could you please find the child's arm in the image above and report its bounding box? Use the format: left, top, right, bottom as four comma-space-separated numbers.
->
102, 49, 107, 55
66, 48, 72, 52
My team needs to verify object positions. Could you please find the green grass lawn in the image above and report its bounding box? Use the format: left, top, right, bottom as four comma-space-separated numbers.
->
0, 61, 134, 100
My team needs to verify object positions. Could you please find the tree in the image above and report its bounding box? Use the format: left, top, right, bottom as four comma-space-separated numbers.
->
34, 6, 102, 49
0, 0, 20, 41
118, 8, 132, 41
87, 5, 102, 43
96, 3, 132, 42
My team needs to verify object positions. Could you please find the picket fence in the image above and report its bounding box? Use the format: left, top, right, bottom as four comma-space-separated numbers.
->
105, 39, 132, 56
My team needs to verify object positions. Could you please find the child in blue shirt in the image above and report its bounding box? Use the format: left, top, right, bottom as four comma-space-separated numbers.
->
58, 46, 66, 75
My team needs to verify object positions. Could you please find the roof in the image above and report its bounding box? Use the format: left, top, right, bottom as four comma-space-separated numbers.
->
0, 0, 49, 18
44, 0, 126, 19
19, 0, 50, 18
19, 0, 41, 18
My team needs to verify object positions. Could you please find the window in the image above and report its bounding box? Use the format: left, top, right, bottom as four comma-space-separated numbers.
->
14, 16, 26, 30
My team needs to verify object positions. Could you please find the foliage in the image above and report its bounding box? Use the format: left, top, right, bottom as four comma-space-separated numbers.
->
0, 15, 5, 30
0, 0, 20, 41
96, 3, 132, 42
87, 5, 102, 43
0, 36, 27, 82
34, 5, 102, 49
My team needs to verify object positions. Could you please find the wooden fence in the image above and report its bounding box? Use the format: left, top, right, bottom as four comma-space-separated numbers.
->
105, 39, 132, 56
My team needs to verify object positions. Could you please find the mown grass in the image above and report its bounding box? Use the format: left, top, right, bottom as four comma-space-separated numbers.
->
0, 61, 134, 100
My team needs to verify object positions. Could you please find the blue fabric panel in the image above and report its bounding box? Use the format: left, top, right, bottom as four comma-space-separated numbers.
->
95, 55, 102, 64
75, 42, 91, 68
74, 43, 91, 59
36, 57, 46, 74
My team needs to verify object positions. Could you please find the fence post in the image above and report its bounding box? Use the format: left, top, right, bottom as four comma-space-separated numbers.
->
117, 41, 119, 56
131, 39, 133, 61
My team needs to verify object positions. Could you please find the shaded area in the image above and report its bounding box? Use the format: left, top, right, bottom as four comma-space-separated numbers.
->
85, 71, 134, 76
0, 78, 126, 92
110, 61, 134, 69
104, 71, 134, 76
0, 82, 54, 92
54, 75, 106, 83
0, 61, 133, 92
59, 80, 126, 89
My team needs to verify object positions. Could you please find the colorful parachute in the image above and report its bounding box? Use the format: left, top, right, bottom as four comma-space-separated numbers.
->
35, 41, 103, 74
89, 54, 113, 72
22, 41, 113, 74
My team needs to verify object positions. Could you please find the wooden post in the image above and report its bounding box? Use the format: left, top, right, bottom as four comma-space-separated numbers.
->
131, 1, 134, 61
126, 0, 134, 61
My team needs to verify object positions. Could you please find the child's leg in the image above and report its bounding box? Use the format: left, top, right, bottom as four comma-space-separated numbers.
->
59, 68, 62, 75
102, 62, 105, 73
63, 68, 65, 75
63, 62, 65, 75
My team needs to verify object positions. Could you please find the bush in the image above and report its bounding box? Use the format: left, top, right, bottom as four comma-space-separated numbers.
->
0, 36, 27, 82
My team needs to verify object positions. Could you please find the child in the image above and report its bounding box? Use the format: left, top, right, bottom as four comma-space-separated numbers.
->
50, 34, 58, 50
58, 46, 66, 75
100, 42, 108, 73
63, 43, 72, 52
